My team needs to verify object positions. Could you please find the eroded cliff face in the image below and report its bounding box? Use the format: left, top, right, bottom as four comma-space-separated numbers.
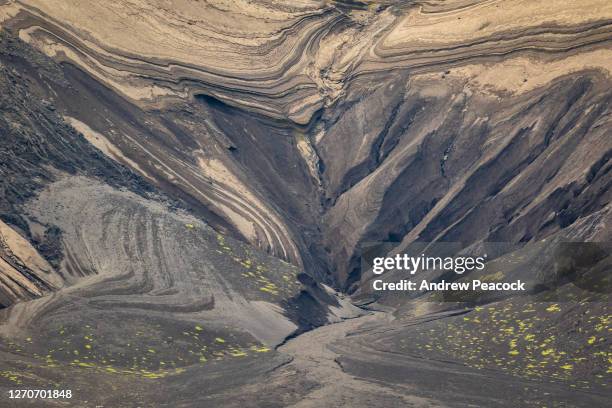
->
2, 0, 609, 289
0, 1, 610, 405
323, 69, 612, 289
0, 30, 361, 403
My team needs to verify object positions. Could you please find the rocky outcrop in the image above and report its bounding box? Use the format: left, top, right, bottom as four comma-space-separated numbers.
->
3, 0, 610, 289
322, 69, 612, 290
0, 219, 62, 306
0, 33, 360, 403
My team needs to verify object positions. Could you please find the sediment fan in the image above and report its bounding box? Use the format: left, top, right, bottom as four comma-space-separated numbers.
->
0, 0, 610, 406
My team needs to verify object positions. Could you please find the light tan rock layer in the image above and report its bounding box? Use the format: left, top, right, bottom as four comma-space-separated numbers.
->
2, 0, 610, 124
0, 219, 62, 306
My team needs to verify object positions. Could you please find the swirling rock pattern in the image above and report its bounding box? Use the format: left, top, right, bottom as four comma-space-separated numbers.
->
0, 0, 611, 405
0, 31, 360, 406
2, 0, 339, 122
3, 0, 610, 287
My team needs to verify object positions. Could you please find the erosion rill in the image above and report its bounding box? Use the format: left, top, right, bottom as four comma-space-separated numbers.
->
0, 1, 611, 407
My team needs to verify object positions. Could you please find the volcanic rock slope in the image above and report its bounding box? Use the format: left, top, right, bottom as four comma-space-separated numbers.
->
2, 0, 610, 287
0, 21, 359, 408
0, 0, 611, 407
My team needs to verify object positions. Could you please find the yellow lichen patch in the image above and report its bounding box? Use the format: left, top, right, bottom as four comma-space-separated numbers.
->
545, 304, 561, 313
406, 298, 611, 388
229, 349, 247, 357
215, 338, 225, 344
481, 271, 504, 282
1, 370, 24, 384
259, 287, 279, 295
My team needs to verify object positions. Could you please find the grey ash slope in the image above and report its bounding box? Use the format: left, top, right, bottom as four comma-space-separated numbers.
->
317, 70, 612, 289
0, 32, 152, 306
